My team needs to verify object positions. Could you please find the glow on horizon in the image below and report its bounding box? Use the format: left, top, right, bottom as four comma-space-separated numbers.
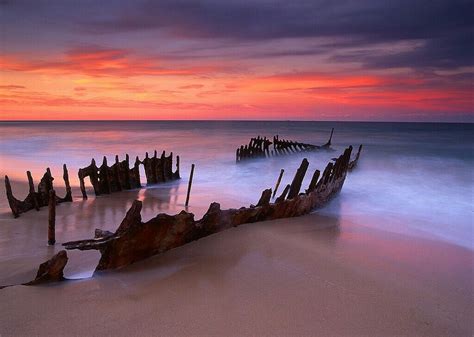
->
1, 48, 470, 122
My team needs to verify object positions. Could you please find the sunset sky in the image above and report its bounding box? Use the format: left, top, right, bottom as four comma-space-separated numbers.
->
1, 0, 472, 121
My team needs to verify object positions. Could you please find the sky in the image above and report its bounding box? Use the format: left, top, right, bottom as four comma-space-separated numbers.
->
0, 0, 472, 122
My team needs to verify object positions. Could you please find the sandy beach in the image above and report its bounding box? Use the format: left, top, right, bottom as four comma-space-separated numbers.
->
0, 179, 472, 336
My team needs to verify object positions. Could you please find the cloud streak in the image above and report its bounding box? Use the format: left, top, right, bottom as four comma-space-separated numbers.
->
83, 0, 473, 70
0, 46, 220, 77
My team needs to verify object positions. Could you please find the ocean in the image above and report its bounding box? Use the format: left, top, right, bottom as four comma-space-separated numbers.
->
0, 121, 472, 250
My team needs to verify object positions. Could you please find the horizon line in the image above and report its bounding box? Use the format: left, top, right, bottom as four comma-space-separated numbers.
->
0, 119, 472, 124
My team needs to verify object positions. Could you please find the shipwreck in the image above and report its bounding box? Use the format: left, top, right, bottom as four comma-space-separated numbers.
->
4, 165, 72, 218
62, 144, 362, 272
3, 142, 362, 286
78, 150, 180, 199
3, 150, 180, 217
236, 128, 334, 161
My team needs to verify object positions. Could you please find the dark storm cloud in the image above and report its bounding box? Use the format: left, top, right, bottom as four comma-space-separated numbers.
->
88, 0, 470, 40
331, 30, 473, 69
82, 0, 473, 69
2, 0, 473, 70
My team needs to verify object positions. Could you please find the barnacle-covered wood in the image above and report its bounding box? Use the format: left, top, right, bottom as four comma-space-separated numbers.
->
236, 128, 334, 161
64, 145, 362, 272
24, 250, 68, 285
78, 151, 180, 199
4, 165, 72, 218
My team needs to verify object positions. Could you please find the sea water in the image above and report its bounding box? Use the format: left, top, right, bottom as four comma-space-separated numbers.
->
0, 121, 472, 250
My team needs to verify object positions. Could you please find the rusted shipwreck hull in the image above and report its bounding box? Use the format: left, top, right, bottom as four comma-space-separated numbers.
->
64, 145, 361, 272
78, 150, 180, 199
4, 165, 72, 218
4, 149, 181, 216
348, 145, 363, 170
236, 128, 334, 161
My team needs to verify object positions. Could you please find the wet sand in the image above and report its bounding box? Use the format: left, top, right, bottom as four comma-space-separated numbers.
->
0, 180, 472, 336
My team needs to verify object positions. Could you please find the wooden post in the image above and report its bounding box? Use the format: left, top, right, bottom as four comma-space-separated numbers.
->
5, 175, 19, 218
63, 164, 72, 201
272, 169, 285, 198
175, 155, 181, 179
78, 170, 88, 199
160, 151, 166, 182
166, 152, 173, 181
124, 154, 131, 189
48, 189, 56, 245
99, 156, 111, 194
323, 128, 334, 148
275, 184, 290, 203
143, 152, 152, 184
114, 155, 122, 191
287, 158, 309, 199
90, 158, 100, 196
153, 150, 160, 183
185, 164, 195, 207
26, 171, 35, 192
256, 189, 272, 207
349, 144, 362, 170
46, 168, 53, 191
307, 169, 320, 193
27, 171, 40, 210
134, 156, 141, 188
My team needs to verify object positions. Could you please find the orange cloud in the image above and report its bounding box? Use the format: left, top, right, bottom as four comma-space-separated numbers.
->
0, 52, 471, 121
236, 72, 424, 92
0, 47, 219, 77
179, 84, 205, 89
0, 84, 26, 90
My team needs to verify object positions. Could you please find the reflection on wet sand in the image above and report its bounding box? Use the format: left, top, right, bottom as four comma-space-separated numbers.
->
0, 178, 184, 285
